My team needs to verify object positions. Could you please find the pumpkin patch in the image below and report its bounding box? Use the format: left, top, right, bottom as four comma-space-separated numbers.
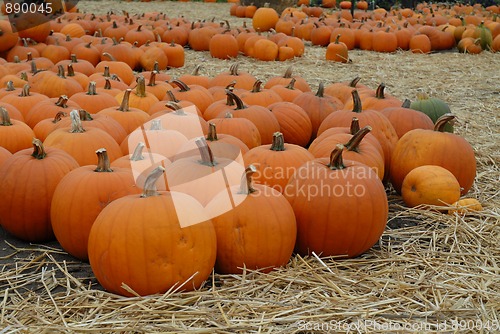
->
0, 0, 495, 330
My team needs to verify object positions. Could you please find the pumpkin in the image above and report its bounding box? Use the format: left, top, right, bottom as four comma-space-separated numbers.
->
380, 99, 434, 138
87, 166, 217, 296
51, 148, 141, 261
0, 107, 35, 153
284, 144, 388, 258
44, 109, 123, 166
264, 66, 311, 92
209, 30, 239, 60
208, 111, 262, 149
205, 165, 297, 274
239, 79, 283, 107
98, 89, 151, 134
252, 6, 280, 32
267, 101, 312, 147
409, 92, 453, 133
0, 83, 49, 119
401, 165, 461, 209
448, 198, 483, 215
0, 146, 13, 168
0, 139, 79, 242
242, 132, 315, 193
170, 79, 215, 115
0, 20, 19, 53
208, 63, 256, 90
390, 114, 476, 196
326, 34, 349, 63
292, 82, 343, 140
25, 94, 81, 129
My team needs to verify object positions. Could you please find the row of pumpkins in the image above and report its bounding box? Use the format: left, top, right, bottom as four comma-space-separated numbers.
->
0, 56, 479, 296
239, 1, 500, 55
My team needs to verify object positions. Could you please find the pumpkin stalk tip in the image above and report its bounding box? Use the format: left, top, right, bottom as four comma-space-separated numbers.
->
270, 132, 286, 151
327, 144, 346, 170
31, 138, 47, 160
141, 166, 166, 198
94, 148, 113, 172
239, 164, 257, 195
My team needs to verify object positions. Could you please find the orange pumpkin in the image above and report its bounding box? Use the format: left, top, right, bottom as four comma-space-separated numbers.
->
0, 107, 35, 153
0, 139, 79, 242
401, 165, 461, 209
51, 148, 141, 261
206, 165, 297, 274
88, 166, 217, 296
284, 144, 388, 258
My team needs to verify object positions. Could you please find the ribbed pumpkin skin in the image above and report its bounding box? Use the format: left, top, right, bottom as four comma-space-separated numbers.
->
51, 165, 141, 261
206, 184, 297, 274
88, 192, 217, 297
284, 156, 388, 258
0, 145, 79, 242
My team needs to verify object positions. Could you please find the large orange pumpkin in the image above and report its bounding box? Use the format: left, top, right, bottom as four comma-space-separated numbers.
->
87, 166, 217, 297
51, 148, 141, 261
205, 165, 297, 274
0, 139, 79, 242
284, 144, 388, 258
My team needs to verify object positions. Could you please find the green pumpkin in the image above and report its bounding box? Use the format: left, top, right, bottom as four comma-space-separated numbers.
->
409, 93, 453, 133
475, 22, 493, 51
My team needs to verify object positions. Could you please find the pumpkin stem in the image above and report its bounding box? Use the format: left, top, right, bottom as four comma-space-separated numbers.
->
350, 117, 360, 135
285, 77, 297, 90
52, 111, 68, 124
345, 126, 372, 152
239, 164, 257, 194
316, 82, 325, 98
31, 138, 47, 160
270, 132, 286, 151
192, 64, 203, 76
141, 166, 166, 198
401, 99, 411, 108
69, 109, 86, 133
0, 107, 12, 126
351, 90, 363, 113
283, 66, 293, 78
171, 79, 190, 92
86, 81, 98, 95
206, 123, 218, 141
327, 144, 346, 170
19, 83, 31, 97
150, 119, 162, 131
130, 142, 146, 161
165, 101, 188, 116
349, 77, 361, 87
118, 89, 132, 112
334, 34, 341, 44
195, 137, 216, 167
416, 91, 429, 100
229, 62, 240, 76
147, 71, 158, 87
226, 90, 246, 110
135, 76, 147, 98
54, 95, 70, 108
375, 83, 386, 99
94, 148, 113, 172
224, 111, 234, 118
434, 113, 456, 132
57, 64, 67, 78
251, 79, 263, 93
77, 109, 93, 121
101, 52, 117, 62
4, 81, 15, 92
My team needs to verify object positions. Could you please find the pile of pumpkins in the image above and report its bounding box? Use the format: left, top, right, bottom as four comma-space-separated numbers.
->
234, 1, 500, 60
0, 8, 481, 297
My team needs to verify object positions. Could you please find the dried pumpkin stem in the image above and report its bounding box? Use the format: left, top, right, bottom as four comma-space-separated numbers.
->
239, 164, 257, 194
135, 76, 147, 97
130, 142, 146, 161
77, 109, 93, 121
251, 79, 263, 93
434, 113, 456, 132
171, 79, 190, 92
166, 90, 180, 103
283, 66, 293, 79
166, 101, 187, 116
0, 107, 12, 126
401, 99, 411, 108
285, 78, 297, 90
195, 137, 216, 167
345, 126, 372, 152
4, 81, 15, 92
226, 90, 246, 110
327, 144, 346, 170
69, 109, 85, 133
316, 82, 325, 97
52, 111, 67, 124
19, 83, 31, 97
270, 132, 286, 151
349, 77, 361, 87
31, 138, 47, 160
141, 166, 166, 198
351, 90, 363, 113
350, 117, 360, 135
150, 119, 162, 131
206, 123, 218, 141
55, 95, 70, 108
147, 71, 157, 87
375, 83, 386, 99
94, 148, 113, 172
87, 81, 98, 95
118, 89, 132, 112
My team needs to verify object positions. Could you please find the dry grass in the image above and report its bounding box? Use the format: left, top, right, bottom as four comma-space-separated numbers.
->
1, 1, 499, 332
